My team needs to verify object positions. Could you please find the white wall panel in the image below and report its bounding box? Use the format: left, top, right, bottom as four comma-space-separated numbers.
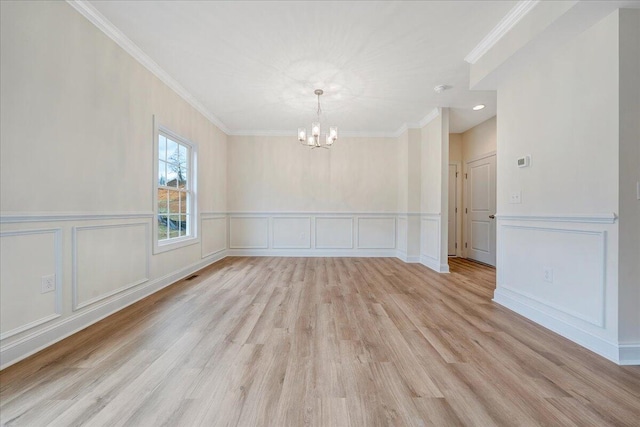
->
315, 217, 353, 249
499, 225, 606, 327
0, 229, 61, 339
397, 216, 408, 254
73, 223, 149, 310
229, 217, 268, 249
358, 217, 396, 249
201, 216, 227, 258
421, 218, 440, 260
273, 217, 311, 249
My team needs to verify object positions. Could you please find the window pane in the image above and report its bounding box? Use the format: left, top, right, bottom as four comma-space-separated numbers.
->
184, 214, 190, 236
178, 214, 187, 237
166, 167, 178, 187
159, 135, 167, 162
158, 160, 167, 186
166, 137, 178, 164
179, 191, 187, 215
178, 167, 188, 189
167, 189, 179, 214
169, 215, 180, 239
157, 189, 168, 214
157, 215, 169, 241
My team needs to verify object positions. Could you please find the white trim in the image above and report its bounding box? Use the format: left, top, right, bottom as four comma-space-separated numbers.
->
0, 228, 63, 340
496, 213, 617, 224
0, 251, 228, 370
228, 216, 269, 249
493, 289, 621, 364
0, 212, 153, 223
226, 249, 397, 258
72, 222, 151, 311
417, 108, 441, 128
497, 225, 607, 328
271, 216, 312, 249
618, 343, 640, 366
314, 216, 354, 249
464, 0, 540, 64
465, 150, 497, 164
65, 1, 230, 134
356, 216, 397, 250
200, 216, 227, 259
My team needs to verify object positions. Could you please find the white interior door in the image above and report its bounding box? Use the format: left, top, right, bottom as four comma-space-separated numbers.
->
448, 164, 457, 256
465, 155, 496, 266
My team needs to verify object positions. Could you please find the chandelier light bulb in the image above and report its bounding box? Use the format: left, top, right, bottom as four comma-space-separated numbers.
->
298, 89, 337, 149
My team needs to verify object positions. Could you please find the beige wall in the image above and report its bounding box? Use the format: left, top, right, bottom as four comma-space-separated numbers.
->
494, 10, 624, 360
0, 1, 227, 367
227, 135, 398, 213
462, 116, 496, 163
449, 133, 462, 164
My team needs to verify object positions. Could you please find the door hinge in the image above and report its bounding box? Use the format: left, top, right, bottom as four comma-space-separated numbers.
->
465, 173, 468, 179
465, 242, 468, 248
455, 243, 457, 249
465, 208, 468, 214
456, 172, 458, 177
455, 207, 457, 213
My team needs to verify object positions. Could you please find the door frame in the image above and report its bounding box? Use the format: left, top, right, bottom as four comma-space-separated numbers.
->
448, 162, 463, 257
463, 151, 496, 260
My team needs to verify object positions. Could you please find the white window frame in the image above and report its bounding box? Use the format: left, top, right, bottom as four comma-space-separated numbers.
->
153, 117, 199, 254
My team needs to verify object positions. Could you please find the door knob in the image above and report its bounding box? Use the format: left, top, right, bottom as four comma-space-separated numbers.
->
489, 215, 495, 219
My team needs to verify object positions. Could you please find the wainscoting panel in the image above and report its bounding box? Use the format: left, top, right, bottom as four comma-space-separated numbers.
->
498, 224, 606, 327
357, 217, 396, 249
229, 217, 268, 249
73, 223, 150, 311
0, 229, 62, 340
272, 217, 311, 249
421, 217, 440, 261
315, 217, 353, 249
201, 216, 227, 258
397, 216, 408, 254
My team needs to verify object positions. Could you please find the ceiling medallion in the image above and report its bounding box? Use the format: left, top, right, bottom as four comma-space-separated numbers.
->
297, 89, 337, 149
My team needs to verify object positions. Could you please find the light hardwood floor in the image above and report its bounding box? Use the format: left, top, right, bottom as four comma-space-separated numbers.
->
1, 257, 639, 426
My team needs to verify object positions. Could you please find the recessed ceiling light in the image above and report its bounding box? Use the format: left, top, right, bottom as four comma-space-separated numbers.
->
473, 104, 485, 111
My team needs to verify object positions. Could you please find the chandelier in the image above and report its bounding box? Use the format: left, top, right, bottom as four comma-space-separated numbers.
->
297, 89, 337, 149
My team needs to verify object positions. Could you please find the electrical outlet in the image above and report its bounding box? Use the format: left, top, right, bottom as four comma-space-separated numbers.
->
41, 274, 56, 293
510, 190, 522, 204
543, 267, 553, 283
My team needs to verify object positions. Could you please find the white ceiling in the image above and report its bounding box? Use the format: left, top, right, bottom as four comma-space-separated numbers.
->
88, 1, 517, 135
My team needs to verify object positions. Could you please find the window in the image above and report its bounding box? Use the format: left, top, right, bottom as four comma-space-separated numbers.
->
154, 124, 198, 253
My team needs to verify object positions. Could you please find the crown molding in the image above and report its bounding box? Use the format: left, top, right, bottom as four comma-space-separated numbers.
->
65, 0, 231, 134
464, 0, 540, 64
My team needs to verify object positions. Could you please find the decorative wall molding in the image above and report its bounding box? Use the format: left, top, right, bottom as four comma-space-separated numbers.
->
200, 216, 227, 259
464, 0, 540, 64
0, 228, 63, 341
227, 249, 398, 258
65, 0, 230, 134
496, 213, 617, 224
357, 217, 396, 249
229, 216, 269, 249
315, 216, 354, 249
0, 251, 227, 370
72, 222, 150, 311
272, 216, 312, 249
498, 224, 606, 328
0, 212, 154, 223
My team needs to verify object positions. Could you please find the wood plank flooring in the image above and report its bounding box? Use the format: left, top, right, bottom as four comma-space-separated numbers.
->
1, 257, 639, 426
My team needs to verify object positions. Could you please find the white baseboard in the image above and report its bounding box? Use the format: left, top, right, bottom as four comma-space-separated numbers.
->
226, 249, 398, 258
0, 251, 228, 370
420, 256, 450, 273
618, 343, 640, 365
493, 288, 623, 364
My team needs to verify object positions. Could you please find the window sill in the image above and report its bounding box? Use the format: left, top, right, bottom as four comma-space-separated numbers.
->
153, 235, 200, 254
